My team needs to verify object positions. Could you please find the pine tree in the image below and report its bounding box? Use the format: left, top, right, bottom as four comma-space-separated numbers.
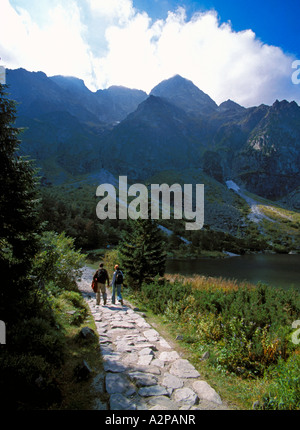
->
119, 218, 166, 290
0, 84, 42, 324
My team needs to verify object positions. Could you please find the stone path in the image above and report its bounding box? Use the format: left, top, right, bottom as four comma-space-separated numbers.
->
77, 266, 231, 411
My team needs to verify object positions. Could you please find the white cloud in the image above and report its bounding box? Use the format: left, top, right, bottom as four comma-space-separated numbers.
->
0, 0, 95, 83
88, 0, 135, 23
96, 7, 298, 106
0, 0, 298, 106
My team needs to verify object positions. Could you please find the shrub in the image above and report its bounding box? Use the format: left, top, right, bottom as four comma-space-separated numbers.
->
140, 277, 192, 314
260, 355, 300, 410
33, 231, 86, 291
9, 317, 65, 365
0, 352, 61, 410
136, 276, 300, 380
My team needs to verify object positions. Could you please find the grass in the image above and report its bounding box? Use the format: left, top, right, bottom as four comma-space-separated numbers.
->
48, 288, 108, 410
0, 284, 108, 411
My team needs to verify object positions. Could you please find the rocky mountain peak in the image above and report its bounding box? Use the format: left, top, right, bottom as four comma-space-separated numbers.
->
218, 99, 245, 112
150, 74, 218, 115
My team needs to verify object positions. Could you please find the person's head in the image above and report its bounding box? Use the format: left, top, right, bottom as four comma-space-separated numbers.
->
114, 264, 119, 271
99, 263, 104, 268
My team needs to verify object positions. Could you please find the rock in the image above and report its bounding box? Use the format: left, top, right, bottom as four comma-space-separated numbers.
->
143, 329, 160, 342
162, 373, 183, 389
110, 393, 137, 410
159, 351, 180, 362
116, 341, 136, 352
138, 355, 153, 366
148, 396, 179, 410
138, 385, 169, 397
111, 321, 135, 329
173, 388, 198, 406
151, 359, 165, 368
74, 360, 92, 381
139, 347, 155, 356
105, 373, 134, 395
133, 365, 161, 375
201, 351, 210, 361
122, 352, 139, 365
193, 381, 222, 405
92, 373, 105, 393
169, 359, 200, 378
79, 326, 96, 340
128, 372, 158, 387
159, 338, 171, 349
103, 358, 127, 373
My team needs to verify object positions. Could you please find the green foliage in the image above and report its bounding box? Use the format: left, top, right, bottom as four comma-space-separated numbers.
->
33, 230, 86, 290
0, 84, 42, 324
119, 218, 167, 289
261, 355, 300, 410
0, 87, 97, 410
137, 277, 300, 386
0, 351, 62, 410
140, 278, 192, 314
39, 184, 131, 250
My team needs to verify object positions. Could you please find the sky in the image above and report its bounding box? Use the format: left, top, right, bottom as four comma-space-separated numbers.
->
1, 0, 300, 107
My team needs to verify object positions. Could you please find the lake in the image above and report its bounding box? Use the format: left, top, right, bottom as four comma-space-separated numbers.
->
166, 254, 300, 291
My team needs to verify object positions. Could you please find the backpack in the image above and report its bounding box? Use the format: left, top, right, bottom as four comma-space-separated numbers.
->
96, 268, 107, 283
115, 270, 123, 284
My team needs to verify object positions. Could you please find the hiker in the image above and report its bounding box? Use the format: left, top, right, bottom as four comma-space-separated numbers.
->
93, 263, 109, 305
111, 264, 124, 306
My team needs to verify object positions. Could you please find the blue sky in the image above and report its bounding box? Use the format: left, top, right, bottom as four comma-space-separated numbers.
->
133, 0, 300, 57
134, 0, 300, 57
1, 0, 299, 106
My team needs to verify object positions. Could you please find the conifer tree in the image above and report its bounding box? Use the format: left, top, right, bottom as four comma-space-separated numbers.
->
119, 218, 166, 290
0, 84, 42, 324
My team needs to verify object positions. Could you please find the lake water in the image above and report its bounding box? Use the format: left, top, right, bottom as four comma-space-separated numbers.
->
166, 254, 300, 291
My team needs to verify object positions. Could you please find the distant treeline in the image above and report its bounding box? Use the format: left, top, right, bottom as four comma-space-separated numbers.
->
39, 183, 269, 256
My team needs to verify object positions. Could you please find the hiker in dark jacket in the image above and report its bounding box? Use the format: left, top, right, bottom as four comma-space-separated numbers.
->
93, 263, 109, 305
111, 264, 124, 306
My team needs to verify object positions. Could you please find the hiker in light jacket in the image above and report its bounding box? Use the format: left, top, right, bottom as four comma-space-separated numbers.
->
111, 264, 124, 306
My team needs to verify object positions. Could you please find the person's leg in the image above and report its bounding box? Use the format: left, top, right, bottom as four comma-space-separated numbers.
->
117, 284, 123, 306
100, 283, 107, 305
111, 284, 116, 304
96, 282, 100, 305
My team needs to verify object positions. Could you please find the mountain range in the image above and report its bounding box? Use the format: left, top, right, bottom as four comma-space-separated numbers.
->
4, 68, 300, 240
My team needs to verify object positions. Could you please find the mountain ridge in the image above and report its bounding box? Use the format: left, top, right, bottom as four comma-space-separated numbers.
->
4, 68, 300, 203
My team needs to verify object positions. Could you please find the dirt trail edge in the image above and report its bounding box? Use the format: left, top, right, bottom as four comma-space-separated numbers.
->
77, 266, 232, 411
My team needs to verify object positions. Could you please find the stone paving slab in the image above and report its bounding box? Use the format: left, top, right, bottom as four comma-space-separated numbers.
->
77, 266, 231, 411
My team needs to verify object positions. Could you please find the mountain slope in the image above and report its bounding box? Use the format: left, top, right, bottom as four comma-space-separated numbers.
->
99, 95, 208, 179
232, 100, 300, 199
